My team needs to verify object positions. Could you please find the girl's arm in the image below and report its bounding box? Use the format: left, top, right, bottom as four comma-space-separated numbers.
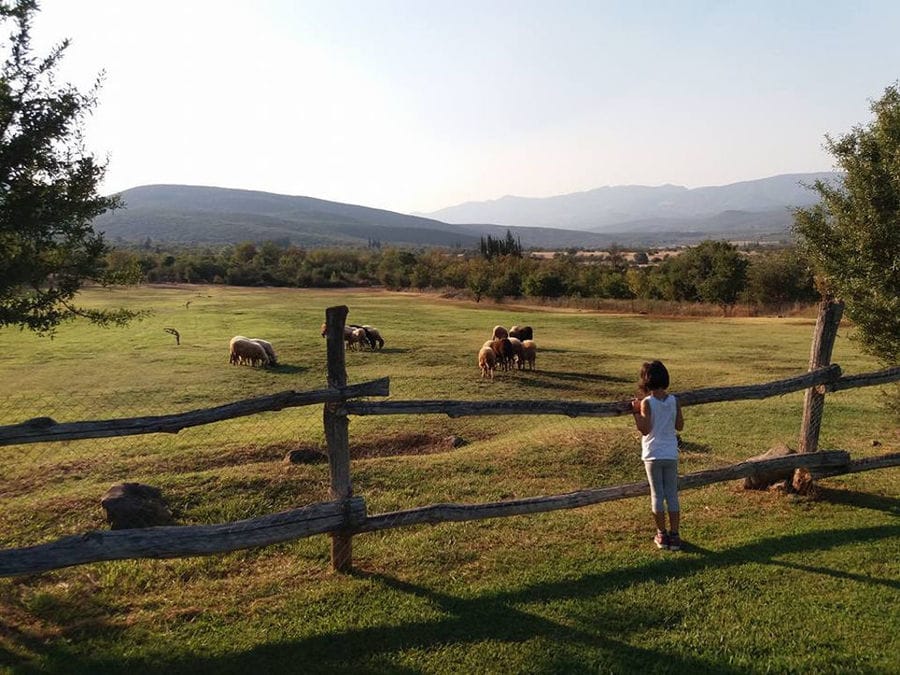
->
632, 398, 652, 435
675, 398, 684, 431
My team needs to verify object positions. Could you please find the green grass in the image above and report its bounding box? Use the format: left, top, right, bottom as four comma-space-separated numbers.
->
0, 285, 897, 674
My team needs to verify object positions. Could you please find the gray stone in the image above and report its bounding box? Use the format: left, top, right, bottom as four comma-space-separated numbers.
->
101, 482, 174, 529
284, 448, 326, 464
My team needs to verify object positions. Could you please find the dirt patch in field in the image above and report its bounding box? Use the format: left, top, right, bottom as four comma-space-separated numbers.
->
350, 432, 474, 459
0, 458, 100, 499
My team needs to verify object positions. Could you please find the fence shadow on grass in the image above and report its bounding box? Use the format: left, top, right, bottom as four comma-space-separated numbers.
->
813, 486, 900, 517
13, 523, 898, 674
525, 369, 631, 385
267, 364, 308, 375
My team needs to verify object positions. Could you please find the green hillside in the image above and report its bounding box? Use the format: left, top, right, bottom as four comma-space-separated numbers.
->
94, 185, 482, 247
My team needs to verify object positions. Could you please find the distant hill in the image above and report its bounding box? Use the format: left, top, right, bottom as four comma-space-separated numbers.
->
93, 176, 838, 251
93, 185, 482, 248
420, 173, 840, 232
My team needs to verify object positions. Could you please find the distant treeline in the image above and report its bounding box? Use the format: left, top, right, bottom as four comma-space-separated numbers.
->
105, 240, 819, 312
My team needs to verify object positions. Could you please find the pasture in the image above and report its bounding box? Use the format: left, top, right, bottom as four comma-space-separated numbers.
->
0, 284, 897, 673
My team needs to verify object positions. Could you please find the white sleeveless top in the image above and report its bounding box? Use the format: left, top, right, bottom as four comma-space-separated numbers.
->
641, 394, 679, 460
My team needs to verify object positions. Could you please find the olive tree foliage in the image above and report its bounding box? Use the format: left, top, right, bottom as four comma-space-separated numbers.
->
793, 83, 900, 364
663, 240, 748, 313
0, 0, 140, 333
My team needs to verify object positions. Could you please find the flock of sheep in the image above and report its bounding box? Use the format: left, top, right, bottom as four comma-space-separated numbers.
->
229, 321, 537, 380
319, 323, 385, 351
227, 323, 386, 369
478, 325, 537, 380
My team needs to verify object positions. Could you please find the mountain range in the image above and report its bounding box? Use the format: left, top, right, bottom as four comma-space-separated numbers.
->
93, 173, 839, 250
419, 172, 838, 232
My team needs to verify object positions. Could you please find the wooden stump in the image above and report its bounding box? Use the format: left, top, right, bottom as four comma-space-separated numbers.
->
743, 443, 796, 490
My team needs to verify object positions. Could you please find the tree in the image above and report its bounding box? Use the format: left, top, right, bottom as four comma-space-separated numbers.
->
793, 83, 900, 364
743, 247, 817, 307
666, 241, 748, 313
0, 1, 138, 333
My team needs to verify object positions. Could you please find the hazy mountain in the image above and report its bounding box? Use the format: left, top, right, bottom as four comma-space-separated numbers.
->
420, 173, 840, 231
94, 185, 482, 248
92, 176, 835, 251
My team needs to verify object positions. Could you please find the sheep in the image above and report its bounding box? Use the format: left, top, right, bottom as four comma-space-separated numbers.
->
478, 345, 497, 380
350, 324, 385, 350
521, 339, 537, 370
363, 325, 385, 350
490, 337, 515, 371
492, 325, 509, 340
349, 328, 368, 351
507, 336, 526, 370
509, 325, 533, 341
229, 335, 249, 365
229, 337, 269, 367
320, 323, 360, 351
249, 338, 277, 365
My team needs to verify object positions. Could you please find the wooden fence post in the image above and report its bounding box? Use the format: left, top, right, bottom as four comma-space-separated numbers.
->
323, 305, 353, 573
795, 297, 844, 490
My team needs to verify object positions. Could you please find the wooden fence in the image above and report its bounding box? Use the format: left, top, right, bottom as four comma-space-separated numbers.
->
1, 303, 898, 577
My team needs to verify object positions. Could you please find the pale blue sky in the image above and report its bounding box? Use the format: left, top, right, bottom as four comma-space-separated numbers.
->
31, 0, 900, 213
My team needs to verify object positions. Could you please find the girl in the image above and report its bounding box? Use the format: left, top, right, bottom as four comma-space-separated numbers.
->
631, 360, 684, 551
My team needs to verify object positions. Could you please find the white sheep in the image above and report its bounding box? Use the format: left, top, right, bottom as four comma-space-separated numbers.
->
349, 328, 367, 351
249, 338, 277, 365
229, 337, 269, 367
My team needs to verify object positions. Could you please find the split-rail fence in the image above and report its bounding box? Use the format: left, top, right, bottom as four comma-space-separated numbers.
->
1, 302, 898, 577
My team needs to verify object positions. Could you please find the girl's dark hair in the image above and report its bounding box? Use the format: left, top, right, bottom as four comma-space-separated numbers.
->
638, 360, 670, 394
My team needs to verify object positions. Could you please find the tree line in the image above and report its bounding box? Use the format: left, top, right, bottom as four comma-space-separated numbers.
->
105, 239, 819, 313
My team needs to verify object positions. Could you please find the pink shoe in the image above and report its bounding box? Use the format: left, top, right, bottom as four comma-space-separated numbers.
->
653, 531, 670, 550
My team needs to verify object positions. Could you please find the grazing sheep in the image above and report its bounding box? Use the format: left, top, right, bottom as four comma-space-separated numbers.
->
507, 336, 526, 370
229, 337, 269, 367
349, 328, 368, 350
490, 337, 515, 371
362, 325, 385, 350
492, 325, 509, 340
509, 325, 533, 341
350, 324, 385, 350
229, 335, 249, 365
250, 338, 277, 365
478, 346, 497, 379
320, 323, 359, 351
521, 339, 537, 370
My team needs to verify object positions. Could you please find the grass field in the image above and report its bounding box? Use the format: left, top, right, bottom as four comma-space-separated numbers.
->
0, 285, 897, 674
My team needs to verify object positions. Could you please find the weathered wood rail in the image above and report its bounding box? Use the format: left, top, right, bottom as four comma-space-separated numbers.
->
4, 450, 885, 577
0, 498, 367, 576
1, 304, 898, 577
345, 365, 847, 417
0, 378, 390, 446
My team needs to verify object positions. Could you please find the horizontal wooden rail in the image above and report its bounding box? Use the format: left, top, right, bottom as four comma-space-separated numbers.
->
346, 366, 843, 418
827, 366, 900, 392
811, 452, 900, 478
0, 497, 367, 577
5, 450, 896, 576
355, 451, 851, 532
0, 378, 390, 447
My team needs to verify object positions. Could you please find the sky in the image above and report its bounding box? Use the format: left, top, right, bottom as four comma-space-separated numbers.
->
28, 0, 900, 214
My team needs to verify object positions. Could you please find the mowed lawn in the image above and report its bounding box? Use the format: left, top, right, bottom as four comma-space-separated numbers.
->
0, 285, 897, 674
